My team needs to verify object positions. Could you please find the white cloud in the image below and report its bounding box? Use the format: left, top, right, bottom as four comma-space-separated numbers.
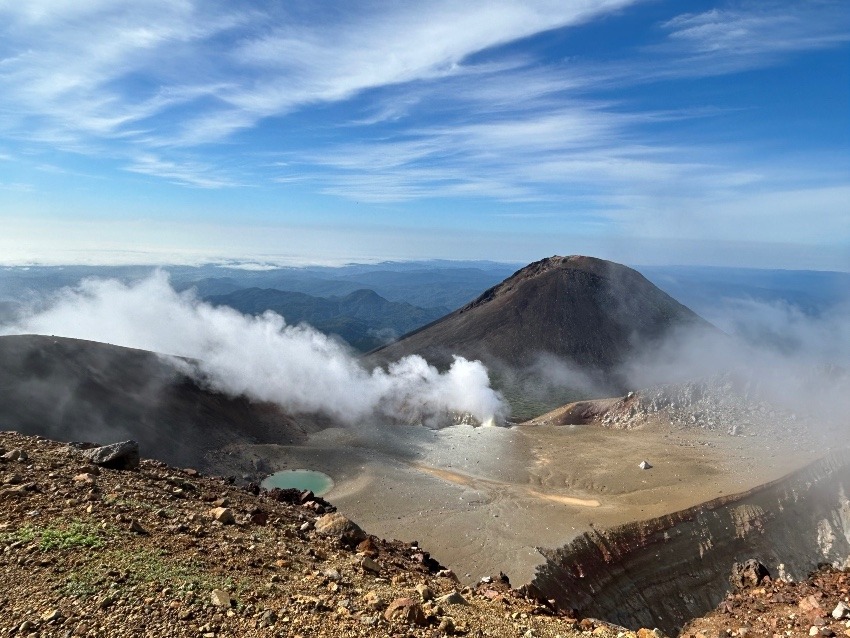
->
0, 0, 640, 149
0, 0, 846, 265
663, 4, 850, 56
125, 153, 240, 188
648, 2, 850, 78
1, 272, 506, 425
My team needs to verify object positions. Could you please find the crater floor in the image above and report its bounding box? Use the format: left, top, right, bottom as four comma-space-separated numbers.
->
220, 416, 825, 586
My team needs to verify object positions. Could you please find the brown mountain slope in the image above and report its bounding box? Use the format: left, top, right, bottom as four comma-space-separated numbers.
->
0, 334, 318, 470
370, 255, 715, 380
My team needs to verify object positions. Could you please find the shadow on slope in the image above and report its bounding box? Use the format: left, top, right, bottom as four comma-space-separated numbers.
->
0, 335, 321, 470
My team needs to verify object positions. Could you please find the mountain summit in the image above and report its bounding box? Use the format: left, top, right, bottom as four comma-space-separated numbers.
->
371, 255, 714, 380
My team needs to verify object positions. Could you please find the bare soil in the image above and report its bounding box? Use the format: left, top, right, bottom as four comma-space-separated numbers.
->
221, 416, 822, 588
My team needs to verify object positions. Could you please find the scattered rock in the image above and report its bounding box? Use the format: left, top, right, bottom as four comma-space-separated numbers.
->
260, 610, 277, 626
129, 519, 148, 534
314, 512, 366, 543
210, 589, 232, 607
323, 568, 342, 582
832, 602, 849, 620
82, 440, 140, 470
363, 591, 385, 611
415, 583, 434, 602
249, 508, 268, 526
799, 594, 823, 613
357, 536, 379, 557
436, 590, 469, 605
439, 616, 457, 634
730, 559, 770, 589
209, 507, 235, 525
639, 460, 652, 470
40, 609, 61, 622
360, 556, 381, 574
383, 597, 427, 626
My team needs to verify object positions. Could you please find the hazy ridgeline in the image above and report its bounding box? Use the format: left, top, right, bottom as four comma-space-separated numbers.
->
0, 260, 848, 426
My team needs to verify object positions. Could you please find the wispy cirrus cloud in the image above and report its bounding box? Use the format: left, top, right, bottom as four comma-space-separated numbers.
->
0, 0, 847, 266
662, 3, 850, 59
0, 1, 245, 142
0, 0, 640, 148
636, 1, 850, 80
125, 154, 240, 189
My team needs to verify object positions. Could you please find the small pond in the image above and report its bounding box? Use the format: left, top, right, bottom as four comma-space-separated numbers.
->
260, 469, 334, 495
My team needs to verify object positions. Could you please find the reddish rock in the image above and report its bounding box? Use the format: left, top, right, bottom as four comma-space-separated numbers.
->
383, 597, 426, 626
357, 536, 379, 557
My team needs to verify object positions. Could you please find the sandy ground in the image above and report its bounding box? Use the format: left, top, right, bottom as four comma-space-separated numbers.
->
230, 418, 824, 587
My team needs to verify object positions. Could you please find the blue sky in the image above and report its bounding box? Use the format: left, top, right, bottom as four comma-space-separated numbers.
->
1, 0, 848, 269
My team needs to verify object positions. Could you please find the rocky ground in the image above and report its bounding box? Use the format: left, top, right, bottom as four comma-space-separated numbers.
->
527, 370, 845, 445
596, 373, 801, 436
3, 429, 849, 638
0, 430, 636, 638
683, 563, 850, 638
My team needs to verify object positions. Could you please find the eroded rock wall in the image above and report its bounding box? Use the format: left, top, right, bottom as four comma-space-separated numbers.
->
532, 451, 850, 634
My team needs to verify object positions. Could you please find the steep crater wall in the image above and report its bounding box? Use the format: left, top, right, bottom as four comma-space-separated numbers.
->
532, 451, 850, 635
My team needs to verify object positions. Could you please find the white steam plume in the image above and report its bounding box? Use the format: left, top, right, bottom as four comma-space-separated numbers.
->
1, 272, 506, 425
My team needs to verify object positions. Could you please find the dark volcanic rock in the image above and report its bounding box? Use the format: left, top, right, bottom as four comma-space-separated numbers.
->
370, 255, 715, 387
82, 440, 140, 470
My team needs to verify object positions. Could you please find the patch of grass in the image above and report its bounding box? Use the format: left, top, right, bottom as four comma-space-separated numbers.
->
0, 525, 37, 545
60, 572, 101, 598
1, 520, 104, 551
58, 547, 251, 599
39, 521, 104, 551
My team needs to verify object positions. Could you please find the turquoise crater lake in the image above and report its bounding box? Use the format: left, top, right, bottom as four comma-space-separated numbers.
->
260, 469, 334, 496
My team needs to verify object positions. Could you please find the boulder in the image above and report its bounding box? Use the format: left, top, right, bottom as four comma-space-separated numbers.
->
730, 559, 771, 589
210, 589, 231, 607
436, 590, 468, 605
383, 597, 426, 626
314, 512, 366, 543
82, 441, 140, 470
209, 507, 235, 525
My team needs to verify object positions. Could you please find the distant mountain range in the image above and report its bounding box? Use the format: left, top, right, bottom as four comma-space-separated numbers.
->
639, 265, 850, 319
205, 287, 448, 351
0, 255, 846, 429
1, 259, 846, 356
